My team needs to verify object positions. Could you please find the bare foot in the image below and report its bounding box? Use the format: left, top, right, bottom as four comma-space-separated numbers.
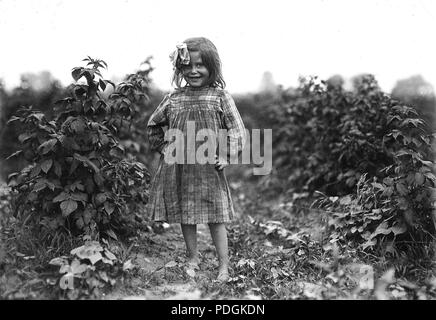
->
186, 257, 200, 270
217, 266, 229, 282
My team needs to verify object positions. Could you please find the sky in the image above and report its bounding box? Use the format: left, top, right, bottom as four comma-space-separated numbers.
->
0, 0, 435, 94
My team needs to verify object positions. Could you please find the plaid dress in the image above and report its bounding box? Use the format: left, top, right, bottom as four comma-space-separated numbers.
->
145, 86, 246, 224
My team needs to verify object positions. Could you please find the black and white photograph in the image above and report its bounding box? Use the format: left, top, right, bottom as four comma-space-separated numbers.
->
0, 0, 435, 308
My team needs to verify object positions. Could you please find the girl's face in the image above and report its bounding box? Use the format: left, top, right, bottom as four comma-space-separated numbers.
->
181, 51, 210, 88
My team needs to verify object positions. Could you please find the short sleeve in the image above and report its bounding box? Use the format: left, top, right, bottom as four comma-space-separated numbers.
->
147, 94, 170, 154
220, 90, 247, 162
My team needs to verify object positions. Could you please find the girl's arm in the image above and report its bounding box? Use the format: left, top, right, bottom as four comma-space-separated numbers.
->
220, 90, 247, 163
147, 94, 170, 154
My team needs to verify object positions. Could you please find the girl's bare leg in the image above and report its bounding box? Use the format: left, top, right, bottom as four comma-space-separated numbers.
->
208, 223, 229, 281
181, 224, 199, 265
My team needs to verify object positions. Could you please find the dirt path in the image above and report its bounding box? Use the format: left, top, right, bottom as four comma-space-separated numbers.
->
104, 223, 227, 300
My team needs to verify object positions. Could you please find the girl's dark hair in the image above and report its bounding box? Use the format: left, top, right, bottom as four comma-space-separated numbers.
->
171, 37, 226, 89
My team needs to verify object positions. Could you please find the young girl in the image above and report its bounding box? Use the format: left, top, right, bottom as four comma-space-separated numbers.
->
146, 37, 246, 282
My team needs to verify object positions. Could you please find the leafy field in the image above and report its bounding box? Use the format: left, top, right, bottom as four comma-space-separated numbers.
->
0, 58, 435, 300
1, 165, 436, 300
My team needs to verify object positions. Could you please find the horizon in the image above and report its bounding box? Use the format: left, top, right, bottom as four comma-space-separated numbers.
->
1, 68, 433, 97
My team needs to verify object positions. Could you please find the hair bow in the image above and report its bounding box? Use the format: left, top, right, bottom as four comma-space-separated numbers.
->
169, 43, 190, 69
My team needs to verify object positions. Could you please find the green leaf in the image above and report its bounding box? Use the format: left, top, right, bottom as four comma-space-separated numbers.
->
69, 181, 84, 192
30, 165, 41, 178
6, 116, 21, 125
70, 192, 88, 203
70, 242, 104, 265
387, 115, 401, 125
391, 224, 407, 235
71, 242, 103, 256
46, 180, 56, 191
6, 150, 22, 160
18, 133, 33, 143
165, 261, 177, 268
71, 67, 84, 82
59, 274, 74, 290
33, 179, 48, 193
41, 159, 53, 173
70, 259, 88, 274
49, 256, 69, 266
123, 259, 134, 271
104, 201, 114, 215
106, 229, 118, 241
395, 149, 412, 157
87, 252, 103, 265
94, 193, 107, 206
99, 79, 107, 91
74, 153, 100, 172
29, 112, 45, 122
60, 200, 78, 217
420, 160, 434, 167
53, 192, 70, 202
53, 161, 62, 177
414, 172, 425, 186
370, 221, 392, 238
99, 271, 109, 283
38, 138, 57, 155
104, 249, 117, 261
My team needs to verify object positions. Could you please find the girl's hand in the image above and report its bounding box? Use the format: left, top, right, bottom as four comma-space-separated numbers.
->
215, 155, 228, 171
